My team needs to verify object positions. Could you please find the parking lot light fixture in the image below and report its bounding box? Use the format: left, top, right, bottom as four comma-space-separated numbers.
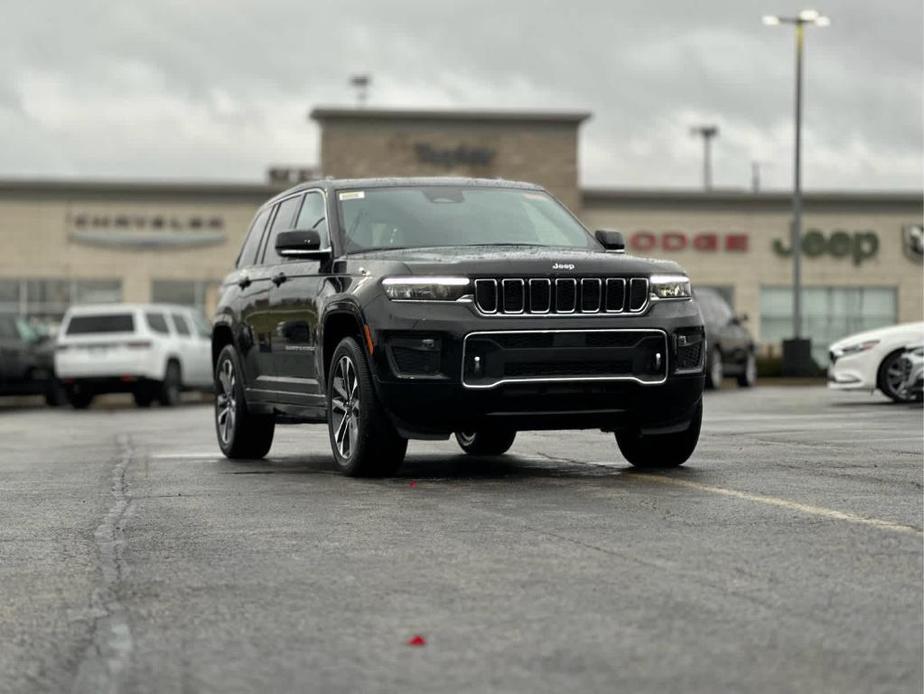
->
763, 9, 830, 375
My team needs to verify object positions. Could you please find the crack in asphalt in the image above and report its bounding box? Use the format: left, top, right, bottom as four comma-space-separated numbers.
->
71, 435, 135, 694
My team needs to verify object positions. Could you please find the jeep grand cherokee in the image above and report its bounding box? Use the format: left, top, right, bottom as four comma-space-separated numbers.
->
212, 178, 705, 475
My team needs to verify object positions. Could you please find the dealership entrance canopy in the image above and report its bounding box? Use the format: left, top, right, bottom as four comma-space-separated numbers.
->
0, 106, 920, 365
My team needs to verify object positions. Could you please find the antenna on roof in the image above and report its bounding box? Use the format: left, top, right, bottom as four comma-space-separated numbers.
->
350, 74, 371, 107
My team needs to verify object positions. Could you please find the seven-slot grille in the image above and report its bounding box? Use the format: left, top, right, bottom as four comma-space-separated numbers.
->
474, 277, 649, 315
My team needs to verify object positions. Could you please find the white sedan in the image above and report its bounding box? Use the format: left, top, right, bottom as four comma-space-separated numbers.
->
828, 322, 924, 403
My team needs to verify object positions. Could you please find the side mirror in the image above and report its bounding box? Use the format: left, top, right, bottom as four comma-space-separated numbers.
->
595, 229, 625, 252
275, 229, 328, 259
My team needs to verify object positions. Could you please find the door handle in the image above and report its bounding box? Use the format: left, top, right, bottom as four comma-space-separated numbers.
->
272, 272, 287, 286
237, 274, 251, 289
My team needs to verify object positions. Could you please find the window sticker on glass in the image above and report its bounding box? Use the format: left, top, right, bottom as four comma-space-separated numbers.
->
339, 191, 365, 201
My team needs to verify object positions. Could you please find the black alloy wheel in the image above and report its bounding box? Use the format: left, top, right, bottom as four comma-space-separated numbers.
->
214, 345, 275, 458
327, 337, 407, 477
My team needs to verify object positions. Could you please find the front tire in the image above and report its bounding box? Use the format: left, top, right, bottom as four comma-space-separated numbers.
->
615, 400, 702, 469
214, 345, 275, 459
327, 337, 407, 477
878, 350, 917, 403
454, 429, 517, 455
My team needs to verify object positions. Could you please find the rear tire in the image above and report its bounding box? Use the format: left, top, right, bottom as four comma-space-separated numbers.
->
66, 387, 94, 410
327, 337, 407, 477
159, 361, 182, 407
737, 353, 757, 388
705, 348, 723, 390
615, 400, 702, 469
44, 380, 66, 407
454, 429, 517, 455
214, 345, 275, 459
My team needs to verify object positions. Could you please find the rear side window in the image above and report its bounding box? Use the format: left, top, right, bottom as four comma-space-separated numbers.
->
66, 314, 135, 335
146, 312, 169, 335
237, 207, 272, 269
171, 313, 191, 337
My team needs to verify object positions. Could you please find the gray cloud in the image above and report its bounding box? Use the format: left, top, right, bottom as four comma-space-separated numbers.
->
1, 0, 920, 190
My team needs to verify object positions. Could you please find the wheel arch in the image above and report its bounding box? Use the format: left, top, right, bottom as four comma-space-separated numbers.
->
211, 323, 235, 367
321, 310, 366, 386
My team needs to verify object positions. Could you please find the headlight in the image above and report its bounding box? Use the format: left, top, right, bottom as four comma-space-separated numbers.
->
650, 274, 692, 300
382, 276, 471, 302
832, 339, 880, 357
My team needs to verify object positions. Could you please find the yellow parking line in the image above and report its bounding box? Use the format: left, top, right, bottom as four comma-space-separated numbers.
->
633, 475, 923, 536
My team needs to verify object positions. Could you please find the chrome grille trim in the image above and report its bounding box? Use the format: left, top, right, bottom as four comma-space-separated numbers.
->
628, 278, 650, 313
555, 278, 578, 314
473, 279, 498, 314
605, 278, 626, 313
580, 278, 602, 313
501, 278, 525, 314
528, 278, 551, 313
471, 276, 651, 316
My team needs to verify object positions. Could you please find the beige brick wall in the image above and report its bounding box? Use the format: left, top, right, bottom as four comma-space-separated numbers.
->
318, 117, 583, 213
0, 192, 263, 313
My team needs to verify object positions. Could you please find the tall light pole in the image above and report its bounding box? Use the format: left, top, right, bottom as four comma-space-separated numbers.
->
763, 9, 830, 346
690, 125, 719, 190
349, 74, 371, 106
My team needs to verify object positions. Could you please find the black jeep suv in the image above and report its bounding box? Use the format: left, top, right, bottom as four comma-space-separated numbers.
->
212, 178, 705, 475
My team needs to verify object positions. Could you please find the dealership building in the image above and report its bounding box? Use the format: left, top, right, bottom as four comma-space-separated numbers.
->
0, 107, 920, 364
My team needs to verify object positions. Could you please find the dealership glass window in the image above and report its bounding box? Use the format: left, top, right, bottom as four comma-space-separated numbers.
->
0, 278, 122, 322
760, 286, 897, 365
151, 280, 216, 312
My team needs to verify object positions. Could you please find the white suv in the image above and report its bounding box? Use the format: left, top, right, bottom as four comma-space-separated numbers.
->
55, 303, 212, 409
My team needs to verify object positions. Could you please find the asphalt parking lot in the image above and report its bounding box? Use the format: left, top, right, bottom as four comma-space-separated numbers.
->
0, 385, 921, 694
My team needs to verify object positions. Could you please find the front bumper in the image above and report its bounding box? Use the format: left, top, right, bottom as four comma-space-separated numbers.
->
826, 352, 875, 392
364, 296, 705, 437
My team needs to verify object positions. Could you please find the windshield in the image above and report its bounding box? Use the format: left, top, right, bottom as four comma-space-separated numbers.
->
336, 186, 597, 253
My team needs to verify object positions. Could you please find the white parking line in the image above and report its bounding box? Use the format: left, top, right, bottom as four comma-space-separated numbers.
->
633, 475, 923, 536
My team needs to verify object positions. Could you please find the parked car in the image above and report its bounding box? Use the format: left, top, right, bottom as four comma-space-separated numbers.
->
828, 322, 924, 403
0, 314, 62, 405
212, 177, 706, 475
895, 344, 923, 402
695, 287, 756, 389
55, 303, 212, 409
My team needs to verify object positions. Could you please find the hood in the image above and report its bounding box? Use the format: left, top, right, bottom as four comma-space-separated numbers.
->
345, 245, 686, 277
830, 321, 924, 350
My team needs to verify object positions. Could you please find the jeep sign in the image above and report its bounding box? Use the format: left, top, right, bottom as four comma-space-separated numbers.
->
773, 229, 879, 266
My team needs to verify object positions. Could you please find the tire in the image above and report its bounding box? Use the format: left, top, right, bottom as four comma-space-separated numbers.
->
66, 386, 94, 410
133, 388, 154, 408
705, 348, 723, 390
327, 337, 407, 477
214, 345, 275, 459
615, 399, 702, 469
878, 350, 916, 403
44, 379, 66, 407
454, 429, 517, 455
159, 361, 182, 407
737, 353, 757, 388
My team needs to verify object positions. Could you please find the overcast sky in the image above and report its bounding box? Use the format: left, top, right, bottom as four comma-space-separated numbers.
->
1, 0, 921, 191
